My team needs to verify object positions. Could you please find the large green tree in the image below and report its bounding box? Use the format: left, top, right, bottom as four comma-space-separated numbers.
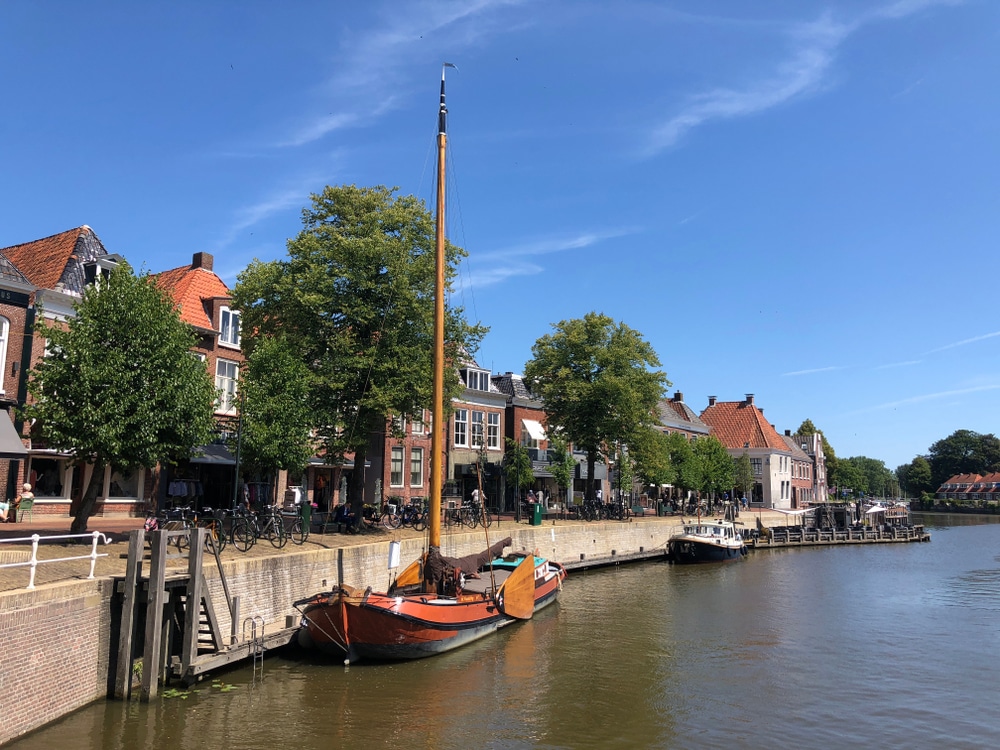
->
629, 426, 675, 490
237, 336, 316, 475
524, 312, 669, 503
926, 429, 1000, 488
896, 456, 933, 497
733, 451, 755, 503
231, 185, 485, 519
664, 432, 698, 498
24, 263, 217, 532
691, 435, 735, 501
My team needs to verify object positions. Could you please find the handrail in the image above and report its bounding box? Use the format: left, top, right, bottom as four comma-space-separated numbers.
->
0, 531, 110, 589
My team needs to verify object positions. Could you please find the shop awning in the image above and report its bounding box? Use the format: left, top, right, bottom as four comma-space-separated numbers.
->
0, 416, 27, 459
190, 444, 236, 465
521, 419, 546, 441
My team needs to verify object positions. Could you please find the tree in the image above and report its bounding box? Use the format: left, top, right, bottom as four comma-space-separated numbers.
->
665, 432, 698, 500
524, 312, 669, 503
897, 456, 933, 497
926, 429, 1000, 488
691, 436, 734, 501
842, 456, 896, 498
237, 336, 316, 475
629, 426, 675, 490
503, 438, 534, 511
547, 432, 577, 507
23, 263, 217, 532
733, 451, 754, 503
231, 185, 486, 519
797, 418, 840, 496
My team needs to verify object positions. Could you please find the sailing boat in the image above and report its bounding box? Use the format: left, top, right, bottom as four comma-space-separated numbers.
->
296, 64, 567, 663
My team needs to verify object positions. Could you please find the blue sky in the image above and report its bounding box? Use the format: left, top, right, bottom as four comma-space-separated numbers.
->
2, 0, 998, 471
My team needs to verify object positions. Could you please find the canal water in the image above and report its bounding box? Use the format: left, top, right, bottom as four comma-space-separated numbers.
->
11, 515, 1000, 749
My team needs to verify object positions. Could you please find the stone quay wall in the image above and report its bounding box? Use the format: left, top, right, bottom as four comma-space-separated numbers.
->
0, 519, 678, 744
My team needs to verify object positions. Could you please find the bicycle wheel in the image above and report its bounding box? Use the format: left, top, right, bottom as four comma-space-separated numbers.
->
382, 512, 401, 530
202, 522, 225, 553
267, 518, 287, 548
290, 518, 308, 545
233, 519, 256, 552
481, 508, 493, 528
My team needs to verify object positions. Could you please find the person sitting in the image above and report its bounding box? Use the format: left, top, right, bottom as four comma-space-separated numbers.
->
0, 497, 8, 522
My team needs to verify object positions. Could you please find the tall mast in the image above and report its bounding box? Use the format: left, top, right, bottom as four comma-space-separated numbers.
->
429, 63, 454, 551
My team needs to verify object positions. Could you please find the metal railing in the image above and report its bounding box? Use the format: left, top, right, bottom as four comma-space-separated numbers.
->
0, 531, 110, 589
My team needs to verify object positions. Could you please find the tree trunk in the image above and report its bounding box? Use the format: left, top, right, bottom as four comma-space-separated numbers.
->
70, 460, 106, 534
349, 444, 368, 528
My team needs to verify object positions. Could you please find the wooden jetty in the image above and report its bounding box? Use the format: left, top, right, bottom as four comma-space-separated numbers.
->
113, 528, 297, 701
750, 523, 930, 550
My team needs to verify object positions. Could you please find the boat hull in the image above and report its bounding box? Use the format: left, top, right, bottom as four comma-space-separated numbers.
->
668, 537, 746, 564
300, 561, 566, 662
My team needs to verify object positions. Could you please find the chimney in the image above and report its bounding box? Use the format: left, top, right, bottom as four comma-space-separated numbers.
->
745, 394, 754, 405
192, 252, 214, 271
708, 396, 716, 407
673, 391, 683, 403
785, 429, 791, 436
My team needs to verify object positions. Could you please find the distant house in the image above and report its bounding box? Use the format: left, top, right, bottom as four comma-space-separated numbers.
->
935, 473, 1000, 502
699, 394, 793, 509
656, 392, 711, 441
0, 251, 34, 510
782, 430, 827, 505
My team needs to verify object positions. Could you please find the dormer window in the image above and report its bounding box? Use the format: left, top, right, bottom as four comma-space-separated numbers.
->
220, 306, 241, 348
83, 253, 124, 288
464, 368, 490, 392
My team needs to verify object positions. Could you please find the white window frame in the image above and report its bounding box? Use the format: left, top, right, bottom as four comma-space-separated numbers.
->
454, 409, 468, 447
410, 447, 424, 488
487, 412, 500, 450
215, 358, 239, 415
411, 411, 425, 435
471, 410, 485, 448
219, 306, 241, 349
390, 446, 404, 487
0, 317, 8, 396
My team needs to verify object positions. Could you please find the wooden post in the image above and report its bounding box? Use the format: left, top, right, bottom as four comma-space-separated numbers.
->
181, 528, 205, 678
113, 529, 145, 699
141, 530, 168, 701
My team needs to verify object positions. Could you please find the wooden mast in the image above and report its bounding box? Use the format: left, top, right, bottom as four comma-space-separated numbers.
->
429, 63, 454, 552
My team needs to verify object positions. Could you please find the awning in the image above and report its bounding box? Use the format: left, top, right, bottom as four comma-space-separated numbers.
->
770, 507, 816, 516
190, 444, 236, 465
0, 416, 27, 459
521, 419, 546, 441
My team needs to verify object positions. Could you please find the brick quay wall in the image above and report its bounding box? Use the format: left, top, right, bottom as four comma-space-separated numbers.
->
0, 514, 772, 744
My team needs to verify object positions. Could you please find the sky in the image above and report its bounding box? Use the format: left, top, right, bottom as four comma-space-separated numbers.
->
2, 0, 998, 471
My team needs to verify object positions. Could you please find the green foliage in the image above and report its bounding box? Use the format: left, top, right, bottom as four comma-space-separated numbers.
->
503, 438, 534, 492
238, 336, 316, 473
547, 432, 577, 500
691, 436, 735, 498
23, 263, 217, 531
524, 312, 668, 501
231, 185, 486, 509
629, 427, 675, 488
926, 429, 1000, 488
664, 432, 698, 492
836, 455, 896, 497
896, 456, 933, 497
733, 452, 754, 500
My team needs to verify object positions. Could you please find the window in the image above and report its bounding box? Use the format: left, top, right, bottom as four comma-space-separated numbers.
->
454, 409, 468, 447
750, 458, 762, 476
465, 369, 490, 391
220, 306, 241, 348
410, 447, 424, 487
215, 359, 239, 414
471, 410, 484, 447
108, 466, 140, 498
487, 412, 500, 449
0, 317, 8, 395
390, 446, 404, 487
392, 415, 406, 435
411, 411, 424, 435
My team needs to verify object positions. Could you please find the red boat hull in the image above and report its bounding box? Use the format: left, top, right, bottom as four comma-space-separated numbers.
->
300, 561, 566, 662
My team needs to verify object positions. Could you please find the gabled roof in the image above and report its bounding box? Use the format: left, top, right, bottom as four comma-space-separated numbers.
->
492, 372, 540, 403
657, 393, 709, 432
700, 396, 788, 452
0, 226, 109, 292
0, 252, 31, 286
781, 435, 812, 462
151, 255, 230, 331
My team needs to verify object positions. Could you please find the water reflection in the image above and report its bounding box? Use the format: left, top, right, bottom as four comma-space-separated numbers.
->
11, 519, 1000, 750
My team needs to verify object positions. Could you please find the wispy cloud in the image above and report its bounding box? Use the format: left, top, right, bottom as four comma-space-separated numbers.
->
279, 0, 525, 148
875, 360, 922, 370
851, 383, 1000, 414
782, 366, 842, 377
467, 228, 636, 287
214, 178, 327, 253
924, 330, 1000, 355
645, 0, 959, 154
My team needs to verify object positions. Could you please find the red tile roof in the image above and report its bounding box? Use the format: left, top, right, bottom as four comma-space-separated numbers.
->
151, 263, 230, 331
700, 398, 788, 451
0, 226, 105, 289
